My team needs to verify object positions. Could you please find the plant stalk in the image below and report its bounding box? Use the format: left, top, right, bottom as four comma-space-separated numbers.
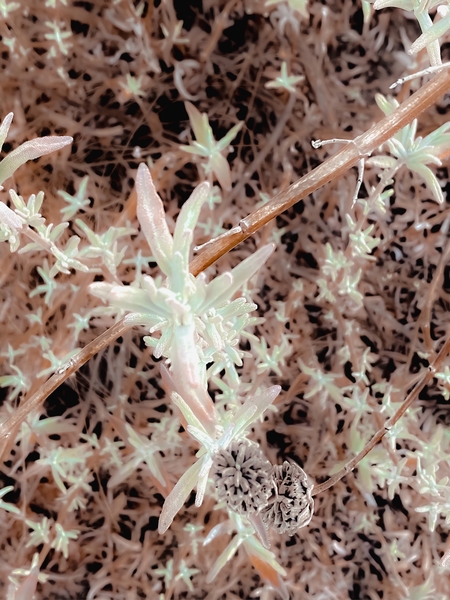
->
190, 69, 450, 276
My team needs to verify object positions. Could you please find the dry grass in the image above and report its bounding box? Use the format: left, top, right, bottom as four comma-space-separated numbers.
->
1, 1, 450, 599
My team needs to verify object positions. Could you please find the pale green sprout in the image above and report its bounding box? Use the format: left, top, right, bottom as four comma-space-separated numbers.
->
316, 278, 337, 303
67, 312, 92, 340
182, 523, 204, 556
26, 517, 51, 547
19, 412, 77, 456
416, 501, 443, 533
51, 523, 79, 559
9, 553, 48, 595
369, 94, 450, 204
28, 260, 59, 305
58, 175, 90, 219
337, 269, 364, 307
180, 102, 243, 190
154, 559, 174, 588
174, 560, 200, 592
405, 575, 445, 600
349, 224, 380, 259
298, 359, 344, 403
9, 190, 45, 229
4, 189, 88, 276
75, 219, 135, 275
37, 347, 80, 378
119, 74, 147, 98
44, 21, 72, 56
0, 0, 20, 17
0, 365, 30, 401
389, 539, 407, 561
252, 336, 293, 377
339, 387, 372, 425
436, 365, 450, 384
107, 423, 166, 489
265, 61, 304, 94
416, 458, 449, 497
322, 243, 353, 281
36, 446, 92, 494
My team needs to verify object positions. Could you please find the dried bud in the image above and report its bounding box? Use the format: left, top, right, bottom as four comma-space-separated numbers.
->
212, 440, 272, 515
261, 460, 314, 535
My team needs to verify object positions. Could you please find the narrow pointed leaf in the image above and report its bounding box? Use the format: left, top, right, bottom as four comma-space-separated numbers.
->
201, 271, 233, 311
206, 535, 243, 583
0, 112, 14, 152
412, 163, 444, 204
185, 102, 211, 148
216, 121, 243, 152
233, 385, 281, 438
211, 244, 274, 308
158, 458, 203, 533
210, 152, 231, 190
136, 164, 173, 276
173, 181, 210, 261
409, 15, 450, 55
0, 136, 73, 186
203, 522, 233, 546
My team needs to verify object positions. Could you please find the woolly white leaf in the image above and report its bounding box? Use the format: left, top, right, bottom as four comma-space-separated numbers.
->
0, 201, 23, 230
136, 163, 173, 276
173, 181, 210, 261
0, 136, 72, 186
0, 112, 13, 152
158, 458, 203, 533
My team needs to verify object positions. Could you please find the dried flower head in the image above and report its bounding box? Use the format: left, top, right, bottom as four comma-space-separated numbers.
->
213, 440, 272, 515
261, 460, 314, 536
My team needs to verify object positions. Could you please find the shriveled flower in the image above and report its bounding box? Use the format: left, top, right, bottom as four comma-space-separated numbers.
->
213, 439, 272, 515
261, 461, 314, 535
158, 385, 281, 534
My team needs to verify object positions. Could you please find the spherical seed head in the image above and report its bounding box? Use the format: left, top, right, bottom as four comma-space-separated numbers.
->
212, 439, 272, 515
261, 460, 314, 536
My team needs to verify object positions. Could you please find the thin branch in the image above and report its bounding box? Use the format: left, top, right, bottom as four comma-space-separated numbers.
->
190, 69, 450, 276
0, 317, 134, 444
2, 70, 449, 444
312, 337, 450, 497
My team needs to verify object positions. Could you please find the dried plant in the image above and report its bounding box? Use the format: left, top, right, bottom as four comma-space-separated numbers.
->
1, 1, 450, 599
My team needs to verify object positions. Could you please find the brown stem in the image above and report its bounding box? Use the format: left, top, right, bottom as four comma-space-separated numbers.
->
3, 71, 450, 443
190, 69, 450, 276
0, 318, 133, 445
312, 337, 450, 496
